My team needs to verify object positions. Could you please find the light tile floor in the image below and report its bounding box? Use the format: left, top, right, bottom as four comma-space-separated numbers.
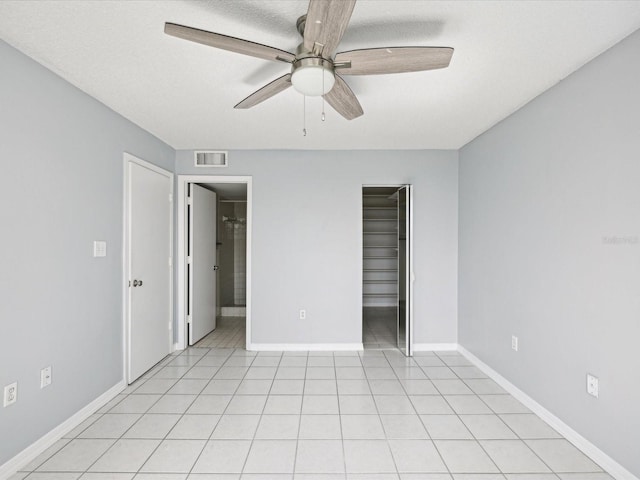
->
196, 316, 246, 349
194, 307, 397, 351
12, 346, 612, 479
363, 307, 397, 349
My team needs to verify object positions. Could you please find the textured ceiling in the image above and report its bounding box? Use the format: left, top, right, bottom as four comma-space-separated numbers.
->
1, 1, 639, 150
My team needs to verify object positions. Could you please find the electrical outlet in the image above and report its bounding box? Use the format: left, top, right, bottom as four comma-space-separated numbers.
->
299, 309, 306, 320
3, 382, 17, 407
511, 335, 519, 351
93, 240, 107, 257
41, 366, 52, 388
587, 374, 599, 398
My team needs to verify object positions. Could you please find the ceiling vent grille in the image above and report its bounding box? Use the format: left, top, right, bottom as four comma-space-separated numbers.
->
194, 151, 228, 167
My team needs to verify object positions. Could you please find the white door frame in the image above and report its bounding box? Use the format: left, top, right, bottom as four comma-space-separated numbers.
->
122, 152, 174, 383
362, 183, 414, 355
176, 175, 252, 350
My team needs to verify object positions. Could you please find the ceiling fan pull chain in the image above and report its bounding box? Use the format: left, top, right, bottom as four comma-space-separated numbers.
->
303, 95, 307, 136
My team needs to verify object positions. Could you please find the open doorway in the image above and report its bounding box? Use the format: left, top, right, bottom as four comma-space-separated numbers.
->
177, 176, 252, 351
362, 185, 413, 355
200, 182, 247, 348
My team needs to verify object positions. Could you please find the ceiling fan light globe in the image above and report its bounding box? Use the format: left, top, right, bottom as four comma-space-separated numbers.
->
291, 65, 335, 96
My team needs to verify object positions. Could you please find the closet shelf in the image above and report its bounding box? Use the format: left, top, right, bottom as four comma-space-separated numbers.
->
363, 188, 398, 307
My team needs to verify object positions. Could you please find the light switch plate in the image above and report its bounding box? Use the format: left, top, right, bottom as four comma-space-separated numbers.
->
93, 241, 107, 257
587, 374, 599, 398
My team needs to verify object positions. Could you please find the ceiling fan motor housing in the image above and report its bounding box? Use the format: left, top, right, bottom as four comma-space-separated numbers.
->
291, 55, 336, 96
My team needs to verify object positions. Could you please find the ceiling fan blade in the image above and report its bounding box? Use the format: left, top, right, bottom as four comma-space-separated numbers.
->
165, 23, 295, 63
324, 74, 363, 120
234, 74, 292, 109
335, 46, 454, 75
304, 0, 357, 57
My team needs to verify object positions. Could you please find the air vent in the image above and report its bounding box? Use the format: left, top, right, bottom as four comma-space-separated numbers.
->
194, 151, 228, 167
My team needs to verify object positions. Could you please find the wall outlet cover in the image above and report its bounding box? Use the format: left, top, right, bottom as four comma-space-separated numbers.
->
3, 382, 17, 407
93, 240, 107, 257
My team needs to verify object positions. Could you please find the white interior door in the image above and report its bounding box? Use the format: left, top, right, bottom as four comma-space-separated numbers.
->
188, 184, 218, 345
397, 185, 413, 355
127, 161, 172, 383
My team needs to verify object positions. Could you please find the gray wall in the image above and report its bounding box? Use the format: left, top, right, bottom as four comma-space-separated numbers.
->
176, 150, 459, 346
0, 40, 173, 465
459, 30, 640, 476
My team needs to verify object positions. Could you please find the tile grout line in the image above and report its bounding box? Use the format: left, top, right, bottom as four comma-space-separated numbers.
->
180, 346, 239, 477
64, 359, 179, 476
385, 350, 451, 478
434, 350, 515, 477
129, 345, 214, 476
361, 349, 402, 477
238, 349, 284, 476
432, 350, 505, 476
335, 350, 349, 478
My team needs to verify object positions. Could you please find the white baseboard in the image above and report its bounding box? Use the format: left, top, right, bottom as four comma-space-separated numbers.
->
458, 345, 638, 480
413, 343, 458, 351
247, 343, 364, 352
0, 379, 126, 480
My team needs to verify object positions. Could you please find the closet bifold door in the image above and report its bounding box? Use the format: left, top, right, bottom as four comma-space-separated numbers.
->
397, 185, 412, 356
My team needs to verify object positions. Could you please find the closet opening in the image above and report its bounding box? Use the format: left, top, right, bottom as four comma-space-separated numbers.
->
362, 185, 413, 355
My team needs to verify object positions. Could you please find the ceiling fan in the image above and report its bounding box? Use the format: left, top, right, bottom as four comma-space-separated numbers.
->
165, 0, 453, 120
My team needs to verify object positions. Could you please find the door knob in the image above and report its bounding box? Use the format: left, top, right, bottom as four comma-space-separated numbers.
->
132, 279, 143, 287
213, 266, 219, 271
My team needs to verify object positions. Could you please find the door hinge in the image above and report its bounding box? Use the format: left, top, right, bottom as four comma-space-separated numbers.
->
187, 315, 192, 325
169, 321, 172, 331
169, 193, 173, 203
168, 257, 172, 267
187, 195, 192, 205
187, 256, 192, 265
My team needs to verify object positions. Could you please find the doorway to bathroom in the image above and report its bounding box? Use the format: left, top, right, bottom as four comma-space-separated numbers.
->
177, 175, 252, 351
